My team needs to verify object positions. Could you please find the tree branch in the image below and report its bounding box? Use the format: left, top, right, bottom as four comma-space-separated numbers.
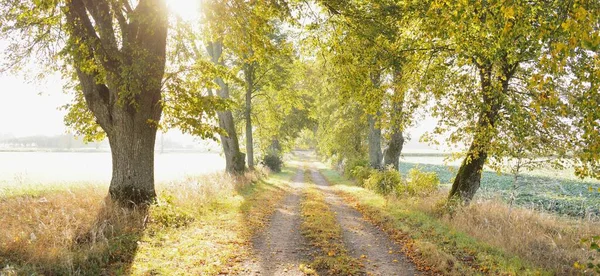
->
122, 0, 133, 13
66, 0, 119, 71
82, 0, 118, 50
111, 0, 130, 42
65, 0, 115, 132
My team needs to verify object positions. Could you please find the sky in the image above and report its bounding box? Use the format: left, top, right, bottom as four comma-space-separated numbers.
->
0, 0, 200, 140
0, 1, 443, 152
0, 73, 69, 137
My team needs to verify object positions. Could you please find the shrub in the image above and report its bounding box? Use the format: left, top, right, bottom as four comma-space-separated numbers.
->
396, 168, 440, 197
343, 158, 369, 178
350, 165, 373, 186
262, 153, 283, 172
150, 193, 194, 228
364, 168, 402, 196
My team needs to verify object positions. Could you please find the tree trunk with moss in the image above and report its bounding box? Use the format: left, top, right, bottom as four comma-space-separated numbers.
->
65, 0, 168, 206
449, 65, 509, 203
383, 67, 405, 170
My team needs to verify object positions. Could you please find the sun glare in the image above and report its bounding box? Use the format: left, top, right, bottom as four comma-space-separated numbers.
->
167, 0, 201, 22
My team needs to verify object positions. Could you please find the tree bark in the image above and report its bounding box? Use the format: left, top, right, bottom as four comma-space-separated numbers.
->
449, 64, 508, 203
383, 66, 405, 170
220, 107, 246, 173
107, 113, 158, 205
367, 68, 384, 170
206, 41, 246, 174
448, 141, 489, 203
65, 0, 168, 206
368, 115, 383, 170
384, 130, 404, 170
244, 63, 255, 170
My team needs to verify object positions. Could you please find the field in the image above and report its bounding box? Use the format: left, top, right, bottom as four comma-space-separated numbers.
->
0, 152, 225, 197
400, 155, 600, 219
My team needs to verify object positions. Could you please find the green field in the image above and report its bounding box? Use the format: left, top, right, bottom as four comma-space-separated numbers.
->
399, 160, 600, 219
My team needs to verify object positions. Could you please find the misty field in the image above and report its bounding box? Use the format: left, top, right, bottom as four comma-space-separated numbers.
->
0, 152, 225, 196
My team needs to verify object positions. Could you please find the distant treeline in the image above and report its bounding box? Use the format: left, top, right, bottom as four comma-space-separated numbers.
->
0, 134, 105, 149
0, 134, 187, 151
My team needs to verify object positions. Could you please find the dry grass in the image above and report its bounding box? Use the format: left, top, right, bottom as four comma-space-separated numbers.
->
0, 193, 149, 275
409, 192, 600, 275
0, 167, 291, 275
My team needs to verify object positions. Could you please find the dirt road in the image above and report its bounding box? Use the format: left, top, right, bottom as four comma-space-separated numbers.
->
242, 163, 417, 275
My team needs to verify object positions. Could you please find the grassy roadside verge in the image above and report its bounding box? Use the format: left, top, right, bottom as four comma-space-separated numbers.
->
319, 168, 551, 275
300, 172, 363, 275
0, 167, 294, 275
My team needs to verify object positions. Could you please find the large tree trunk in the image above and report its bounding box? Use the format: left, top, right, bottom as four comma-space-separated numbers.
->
244, 63, 255, 170
448, 142, 489, 203
65, 0, 168, 206
368, 115, 383, 170
206, 41, 246, 174
384, 130, 404, 170
449, 65, 507, 203
384, 66, 405, 170
367, 69, 383, 170
107, 114, 158, 205
220, 108, 246, 173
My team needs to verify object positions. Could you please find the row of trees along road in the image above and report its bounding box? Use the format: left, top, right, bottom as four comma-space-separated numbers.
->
309, 0, 600, 204
0, 0, 598, 206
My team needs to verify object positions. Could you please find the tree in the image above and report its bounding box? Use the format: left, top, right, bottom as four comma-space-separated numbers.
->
206, 40, 246, 174
201, 0, 247, 174
163, 0, 251, 175
309, 0, 424, 170
168, 0, 291, 172
242, 32, 301, 168
0, 0, 169, 205
383, 65, 406, 170
367, 69, 384, 170
254, 60, 317, 159
419, 0, 600, 203
548, 0, 600, 180
243, 57, 257, 169
309, 6, 386, 169
200, 0, 289, 170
